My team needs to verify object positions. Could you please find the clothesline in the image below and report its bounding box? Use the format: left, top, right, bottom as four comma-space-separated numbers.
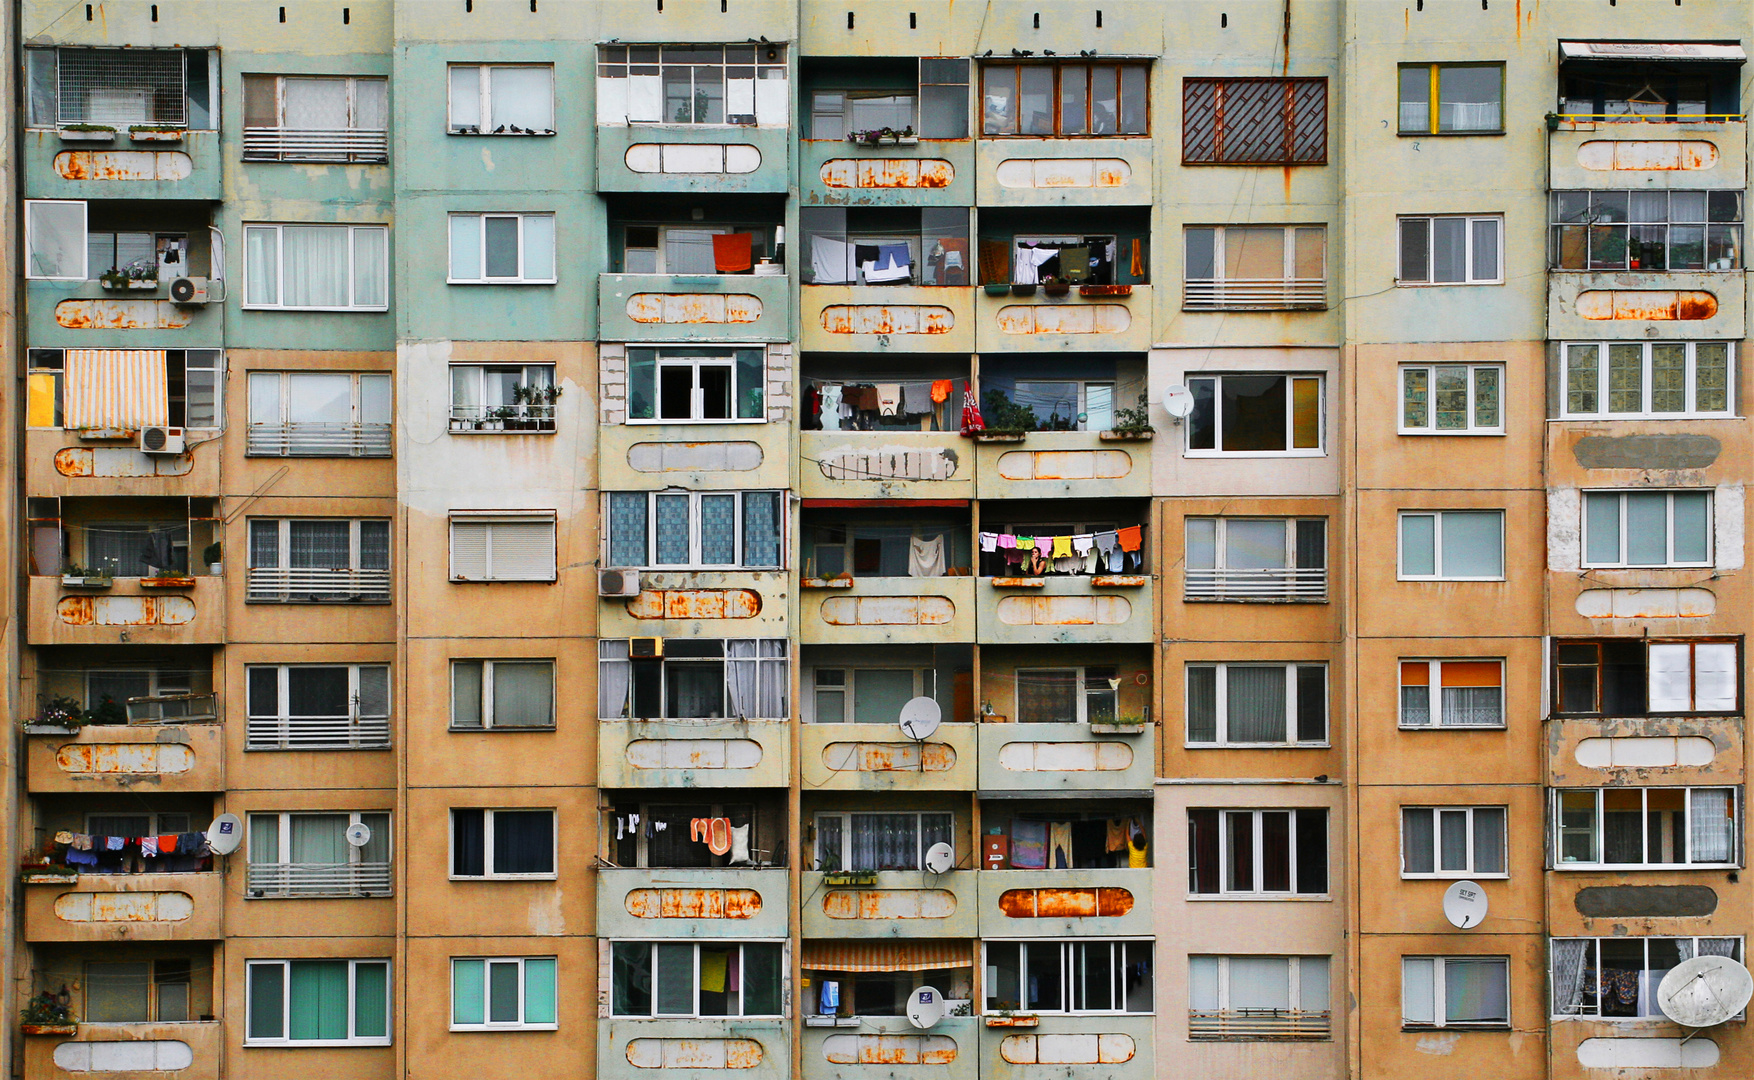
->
51, 830, 211, 868
980, 527, 1145, 574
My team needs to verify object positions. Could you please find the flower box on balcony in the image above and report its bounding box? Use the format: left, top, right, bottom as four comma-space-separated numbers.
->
140, 576, 196, 589
99, 278, 159, 291
1090, 722, 1148, 735
129, 127, 184, 142
21, 868, 79, 884
972, 431, 1026, 443
1098, 429, 1153, 442
1009, 283, 1037, 297
22, 1024, 79, 1036
1092, 575, 1148, 588
983, 283, 1013, 297
989, 577, 1045, 588
1080, 284, 1133, 298
60, 574, 113, 590
822, 871, 879, 887
22, 725, 80, 736
985, 1014, 1038, 1028
56, 126, 115, 141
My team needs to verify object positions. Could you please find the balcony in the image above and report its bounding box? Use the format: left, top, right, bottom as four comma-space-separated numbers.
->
977, 1013, 1153, 1080
975, 868, 1152, 937
976, 723, 1155, 797
597, 571, 791, 639
802, 1015, 979, 1080
973, 430, 1151, 500
29, 430, 220, 499
799, 138, 977, 207
799, 285, 977, 353
23, 128, 222, 201
600, 1018, 790, 1080
596, 124, 791, 194
798, 722, 978, 793
25, 279, 223, 351
1548, 271, 1745, 341
1183, 276, 1326, 312
598, 272, 793, 344
24, 1020, 222, 1080
974, 286, 1155, 354
242, 127, 389, 163
1548, 119, 1746, 190
28, 575, 223, 646
245, 567, 390, 604
800, 575, 976, 646
596, 867, 790, 940
800, 869, 978, 938
246, 711, 390, 752
1545, 715, 1743, 789
1184, 566, 1327, 603
797, 430, 974, 500
599, 424, 793, 492
974, 137, 1155, 207
244, 861, 391, 899
245, 422, 392, 457
598, 719, 791, 788
23, 871, 222, 942
26, 722, 224, 794
977, 576, 1155, 646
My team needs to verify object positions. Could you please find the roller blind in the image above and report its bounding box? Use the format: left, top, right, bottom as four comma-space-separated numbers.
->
451, 517, 556, 581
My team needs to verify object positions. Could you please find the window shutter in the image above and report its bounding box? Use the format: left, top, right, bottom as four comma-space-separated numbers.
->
450, 521, 489, 580
1647, 644, 1693, 712
486, 519, 556, 581
1693, 643, 1738, 712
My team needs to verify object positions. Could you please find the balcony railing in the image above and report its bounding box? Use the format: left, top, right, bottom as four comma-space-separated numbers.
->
245, 861, 391, 897
247, 713, 390, 751
247, 423, 392, 457
448, 405, 557, 433
1184, 278, 1326, 311
242, 127, 389, 163
1185, 567, 1327, 602
247, 567, 391, 604
1189, 1008, 1331, 1040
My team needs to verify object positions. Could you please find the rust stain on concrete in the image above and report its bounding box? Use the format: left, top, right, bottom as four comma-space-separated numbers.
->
54, 150, 193, 181
626, 589, 761, 620
1575, 290, 1717, 321
998, 887, 1134, 918
55, 299, 193, 330
820, 304, 954, 335
625, 887, 760, 919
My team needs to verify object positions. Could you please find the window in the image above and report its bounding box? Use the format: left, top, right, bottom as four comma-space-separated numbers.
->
1398, 216, 1502, 284
1186, 664, 1327, 746
605, 491, 783, 569
1583, 490, 1712, 568
1187, 374, 1323, 455
1553, 639, 1738, 716
1401, 957, 1508, 1029
27, 348, 223, 430
1400, 364, 1503, 434
611, 942, 783, 1017
1185, 517, 1328, 601
599, 639, 789, 720
1552, 938, 1742, 1019
1561, 342, 1733, 418
1555, 788, 1737, 868
25, 46, 215, 129
626, 347, 765, 423
243, 224, 389, 311
247, 518, 390, 603
1399, 660, 1505, 728
85, 668, 216, 724
1550, 190, 1743, 271
246, 812, 391, 896
243, 75, 388, 162
25, 200, 86, 280
809, 58, 969, 140
84, 229, 188, 281
1397, 63, 1504, 133
246, 959, 390, 1045
1188, 956, 1330, 1040
1401, 807, 1507, 877
814, 812, 952, 872
1188, 809, 1329, 897
1182, 78, 1327, 164
451, 958, 558, 1030
1184, 226, 1327, 310
1398, 510, 1504, 580
451, 808, 556, 878
449, 514, 557, 582
811, 668, 935, 724
596, 45, 789, 126
451, 660, 555, 730
247, 371, 391, 456
85, 960, 192, 1023
448, 64, 555, 134
450, 363, 557, 432
247, 664, 390, 750
980, 63, 1149, 136
448, 213, 557, 284
1558, 45, 1743, 122
984, 941, 1154, 1014
1015, 667, 1118, 724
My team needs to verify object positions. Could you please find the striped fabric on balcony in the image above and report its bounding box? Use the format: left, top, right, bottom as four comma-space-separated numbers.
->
800, 940, 971, 973
64, 349, 168, 429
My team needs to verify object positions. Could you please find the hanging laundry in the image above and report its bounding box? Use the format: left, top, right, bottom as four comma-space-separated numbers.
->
997, 533, 1017, 550
847, 385, 880, 412
1129, 237, 1145, 279
699, 950, 729, 993
140, 836, 160, 857
707, 817, 733, 856
902, 381, 933, 415
1117, 526, 1143, 552
910, 534, 946, 578
1051, 535, 1073, 559
692, 818, 710, 843
1072, 534, 1095, 556
1049, 822, 1074, 869
960, 389, 985, 435
1059, 246, 1092, 282
712, 232, 755, 273
979, 532, 999, 553
728, 823, 752, 866
65, 848, 99, 867
820, 980, 841, 1011
930, 379, 953, 404
53, 831, 74, 846
1106, 819, 1127, 853
71, 834, 93, 851
105, 836, 125, 851
629, 813, 639, 828
818, 384, 843, 431
176, 832, 205, 855
1013, 244, 1059, 284
1034, 537, 1053, 556
616, 818, 625, 841
811, 236, 852, 284
1010, 820, 1048, 869
653, 820, 668, 833
875, 383, 902, 415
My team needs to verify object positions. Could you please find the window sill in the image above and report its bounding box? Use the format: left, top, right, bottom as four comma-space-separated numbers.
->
1397, 725, 1508, 732
1185, 742, 1332, 750
1402, 873, 1510, 881
244, 1039, 393, 1048
1395, 130, 1506, 137
623, 419, 769, 426
446, 130, 557, 137
1552, 863, 1737, 872
1400, 1024, 1510, 1032
240, 306, 390, 314
1394, 280, 1504, 287
1580, 564, 1715, 572
446, 279, 558, 286
1399, 430, 1506, 437
1184, 451, 1327, 459
1182, 597, 1330, 605
448, 726, 557, 734
449, 577, 558, 584
449, 1024, 560, 1032
1552, 415, 1739, 423
448, 427, 557, 435
449, 875, 559, 882
1397, 577, 1506, 583
977, 133, 1152, 140
1187, 894, 1333, 902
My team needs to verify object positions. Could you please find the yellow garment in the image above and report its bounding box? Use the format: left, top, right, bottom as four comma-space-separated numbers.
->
1128, 820, 1149, 869
1051, 535, 1073, 558
699, 950, 729, 993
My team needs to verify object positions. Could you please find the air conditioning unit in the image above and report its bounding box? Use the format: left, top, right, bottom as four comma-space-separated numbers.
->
168, 276, 212, 305
629, 637, 664, 659
140, 426, 186, 454
600, 568, 642, 598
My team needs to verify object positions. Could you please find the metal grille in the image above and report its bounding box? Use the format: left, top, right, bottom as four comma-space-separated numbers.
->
246, 567, 391, 603
1183, 278, 1327, 311
246, 422, 393, 457
246, 862, 392, 897
58, 48, 186, 127
247, 712, 391, 750
1189, 1009, 1331, 1040
1184, 78, 1327, 165
1185, 567, 1328, 601
243, 129, 389, 163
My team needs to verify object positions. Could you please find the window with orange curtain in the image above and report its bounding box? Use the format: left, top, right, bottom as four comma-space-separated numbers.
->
1400, 659, 1504, 728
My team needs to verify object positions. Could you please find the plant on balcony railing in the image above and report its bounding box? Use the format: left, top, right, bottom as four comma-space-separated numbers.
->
1103, 392, 1155, 439
99, 265, 158, 290
978, 389, 1053, 438
22, 990, 76, 1034
450, 385, 561, 433
23, 695, 91, 734
129, 123, 184, 141
60, 564, 114, 589
848, 125, 916, 147
1040, 275, 1072, 298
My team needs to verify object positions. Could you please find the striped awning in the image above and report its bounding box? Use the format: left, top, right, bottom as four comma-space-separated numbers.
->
64, 349, 169, 430
800, 940, 971, 973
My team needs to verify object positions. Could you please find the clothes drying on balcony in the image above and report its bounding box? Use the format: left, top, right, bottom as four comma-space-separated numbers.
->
712, 232, 755, 272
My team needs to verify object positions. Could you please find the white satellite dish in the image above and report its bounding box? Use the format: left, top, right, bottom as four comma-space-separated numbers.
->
1658, 955, 1754, 1028
898, 697, 942, 741
924, 842, 955, 874
906, 986, 945, 1029
1441, 880, 1489, 929
1163, 385, 1195, 420
344, 822, 373, 848
205, 814, 242, 856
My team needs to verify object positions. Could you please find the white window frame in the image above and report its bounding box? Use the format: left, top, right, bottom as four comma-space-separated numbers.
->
1396, 215, 1504, 285
1550, 938, 1744, 1020
1184, 662, 1329, 747
1183, 225, 1327, 311
246, 370, 392, 457
1396, 510, 1505, 581
245, 810, 392, 897
597, 638, 790, 721
807, 667, 935, 724
245, 73, 386, 132
609, 941, 787, 1018
1185, 374, 1325, 457
812, 811, 954, 872
447, 212, 557, 285
1014, 666, 1119, 724
242, 223, 389, 311
1401, 956, 1509, 1029
1398, 364, 1504, 435
245, 663, 391, 750
1184, 516, 1329, 602
449, 513, 558, 583
449, 807, 558, 880
1188, 955, 1331, 1039
594, 45, 790, 127
450, 659, 556, 731
446, 63, 556, 134
1397, 659, 1506, 729
1559, 341, 1736, 419
449, 957, 559, 1031
1399, 806, 1508, 879
1191, 809, 1329, 898
25, 199, 88, 281
626, 347, 767, 425
1553, 787, 1739, 870
604, 490, 785, 569
244, 958, 392, 1046
1553, 638, 1739, 716
247, 518, 389, 573
981, 940, 1156, 1016
1581, 490, 1714, 568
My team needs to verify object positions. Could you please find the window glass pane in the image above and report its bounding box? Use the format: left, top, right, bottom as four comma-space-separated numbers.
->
742, 944, 782, 1016
281, 226, 350, 308
1584, 493, 1621, 565
1403, 809, 1435, 874
1473, 807, 1505, 873
1439, 512, 1502, 577
1225, 518, 1287, 570
1438, 66, 1500, 131
353, 962, 388, 1038
1301, 958, 1331, 1013
490, 66, 553, 130
1566, 344, 1599, 415
1607, 343, 1644, 413
488, 961, 520, 1023
1024, 942, 1063, 1011
492, 662, 553, 728
1399, 219, 1429, 282
1694, 343, 1729, 412
245, 226, 279, 306
1400, 515, 1436, 576
1672, 493, 1709, 563
453, 960, 485, 1025
1225, 227, 1285, 280
1185, 518, 1216, 569
655, 944, 695, 1015
1220, 375, 1288, 452
1059, 67, 1088, 134
1438, 810, 1469, 871
608, 492, 649, 567
1184, 229, 1216, 280
1403, 367, 1429, 427
736, 349, 765, 420
26, 201, 85, 279
483, 217, 520, 278
699, 494, 736, 564
1291, 377, 1320, 448
1118, 66, 1147, 133
853, 669, 915, 724
1089, 67, 1119, 135
1019, 66, 1054, 134
491, 810, 554, 874
1472, 367, 1499, 428
741, 491, 781, 566
1230, 957, 1291, 1010
1623, 493, 1669, 565
1226, 666, 1287, 742
1445, 959, 1507, 1023
449, 66, 482, 128
86, 962, 151, 1023
655, 495, 690, 564
612, 943, 652, 1016
1402, 958, 1435, 1022
1398, 67, 1430, 132
523, 959, 558, 1024
1296, 665, 1327, 741
288, 960, 349, 1041
284, 78, 348, 129
1017, 669, 1078, 723
249, 964, 286, 1039
1431, 218, 1467, 282
288, 373, 352, 424
522, 215, 556, 280
1189, 956, 1219, 1010
982, 66, 1016, 134
1471, 219, 1498, 280
1186, 666, 1218, 743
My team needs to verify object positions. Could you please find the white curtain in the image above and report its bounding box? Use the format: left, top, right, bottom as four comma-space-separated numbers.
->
1690, 788, 1734, 863
1551, 939, 1590, 1015
727, 641, 759, 719
290, 814, 348, 864
289, 520, 350, 569
284, 78, 349, 129
245, 226, 279, 305
352, 226, 387, 307
354, 79, 388, 130
1226, 666, 1286, 741
850, 814, 917, 871
1441, 686, 1501, 726
1229, 957, 1291, 1011
282, 226, 349, 308
490, 66, 553, 130
598, 647, 631, 719
493, 662, 553, 728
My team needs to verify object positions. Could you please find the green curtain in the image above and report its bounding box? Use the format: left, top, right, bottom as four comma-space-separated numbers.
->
452, 960, 485, 1025
248, 964, 285, 1040
288, 961, 349, 1040
353, 962, 388, 1039
488, 961, 520, 1024
523, 959, 557, 1025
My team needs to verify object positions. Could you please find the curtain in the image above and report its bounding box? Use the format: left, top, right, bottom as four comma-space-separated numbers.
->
359, 813, 390, 867
352, 227, 387, 308
493, 810, 553, 875
84, 963, 150, 1023
522, 959, 558, 1024
357, 667, 389, 719
1188, 956, 1220, 1011
250, 814, 281, 865
245, 226, 280, 306
669, 661, 724, 718
1225, 518, 1288, 570
453, 959, 486, 1025
352, 962, 388, 1038
249, 965, 286, 1039
284, 78, 349, 129
287, 667, 348, 718
1402, 809, 1435, 874
1227, 666, 1287, 742
1230, 957, 1291, 1010
359, 521, 390, 570
850, 813, 919, 871
815, 815, 844, 871
1472, 807, 1506, 873
281, 226, 349, 308
742, 492, 781, 566
64, 350, 171, 430
599, 645, 631, 718
1441, 687, 1500, 726
1605, 810, 1644, 864
490, 66, 553, 130
758, 642, 788, 718
1186, 667, 1218, 742
288, 960, 350, 1040
1445, 959, 1508, 1023
250, 520, 280, 569
451, 366, 482, 420
354, 79, 388, 130
493, 662, 553, 728
290, 520, 350, 569
290, 814, 348, 865
452, 809, 484, 875
1691, 788, 1734, 863
1017, 669, 1077, 723
1551, 940, 1590, 1015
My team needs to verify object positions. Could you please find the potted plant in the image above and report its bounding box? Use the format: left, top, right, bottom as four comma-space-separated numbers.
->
56, 123, 115, 141
847, 125, 916, 147
1101, 392, 1156, 441
1545, 111, 1562, 131
1092, 712, 1149, 734
22, 991, 76, 1036
1041, 275, 1071, 298
983, 282, 1012, 297
203, 542, 223, 576
128, 123, 184, 142
1009, 282, 1037, 297
60, 564, 114, 589
539, 384, 563, 429
99, 265, 158, 290
24, 696, 87, 735
973, 390, 1035, 441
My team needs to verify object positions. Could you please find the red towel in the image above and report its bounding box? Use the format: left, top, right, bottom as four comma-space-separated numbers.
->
1117, 525, 1143, 552
712, 232, 754, 272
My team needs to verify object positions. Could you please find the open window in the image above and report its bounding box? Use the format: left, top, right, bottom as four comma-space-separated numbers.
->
1557, 41, 1744, 121
598, 638, 789, 721
626, 347, 766, 423
1552, 638, 1738, 716
805, 57, 968, 140
243, 74, 388, 161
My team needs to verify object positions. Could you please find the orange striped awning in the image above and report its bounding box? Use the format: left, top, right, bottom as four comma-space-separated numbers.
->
800, 940, 971, 973
64, 349, 169, 430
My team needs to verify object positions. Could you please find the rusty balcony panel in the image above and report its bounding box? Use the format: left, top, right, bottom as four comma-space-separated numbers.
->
799, 722, 979, 794
973, 429, 1151, 500
601, 423, 792, 493
1544, 716, 1744, 790
27, 722, 224, 794
797, 431, 975, 501
975, 723, 1155, 797
975, 868, 1153, 938
597, 868, 790, 940
977, 1014, 1153, 1080
23, 871, 223, 943
974, 286, 1154, 354
595, 124, 790, 195
24, 1020, 222, 1080
601, 1018, 790, 1080
28, 575, 224, 647
598, 571, 790, 639
799, 285, 977, 353
598, 719, 791, 790
29, 429, 220, 500
800, 870, 979, 939
803, 1015, 979, 1080
976, 577, 1155, 646
800, 575, 976, 647
599, 272, 793, 344
24, 128, 222, 201
799, 138, 977, 208
1548, 272, 1744, 341
973, 137, 1154, 208
25, 281, 223, 352
1548, 120, 1746, 190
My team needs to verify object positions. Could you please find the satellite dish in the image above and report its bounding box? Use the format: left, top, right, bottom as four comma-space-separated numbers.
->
345, 822, 373, 848
1442, 880, 1489, 928
906, 986, 945, 1029
924, 842, 955, 874
898, 697, 942, 741
1163, 385, 1195, 420
205, 814, 242, 856
1658, 955, 1754, 1028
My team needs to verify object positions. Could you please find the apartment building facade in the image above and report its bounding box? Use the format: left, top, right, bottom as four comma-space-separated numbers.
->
4, 2, 1749, 1079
